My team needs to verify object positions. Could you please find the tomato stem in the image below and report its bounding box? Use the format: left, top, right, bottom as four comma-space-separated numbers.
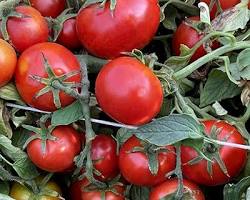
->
174, 144, 184, 200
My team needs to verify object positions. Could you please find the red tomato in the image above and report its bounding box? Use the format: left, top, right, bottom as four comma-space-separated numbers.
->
119, 136, 176, 186
0, 6, 49, 52
27, 125, 81, 172
76, 0, 160, 59
201, 0, 250, 19
0, 39, 17, 87
69, 178, 125, 200
149, 179, 205, 200
172, 16, 218, 62
181, 120, 247, 186
95, 57, 163, 125
91, 134, 119, 181
29, 0, 66, 18
56, 18, 81, 50
15, 42, 81, 111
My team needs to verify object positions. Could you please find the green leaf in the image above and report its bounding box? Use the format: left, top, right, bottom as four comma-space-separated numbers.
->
236, 48, 250, 80
0, 134, 39, 180
224, 176, 250, 200
0, 100, 12, 138
116, 128, 132, 145
0, 194, 14, 200
0, 181, 10, 194
51, 100, 83, 126
162, 6, 177, 31
200, 70, 241, 107
130, 114, 203, 146
130, 185, 150, 200
0, 83, 24, 104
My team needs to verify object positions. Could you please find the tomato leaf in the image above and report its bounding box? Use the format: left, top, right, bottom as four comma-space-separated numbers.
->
0, 135, 39, 180
236, 48, 250, 80
223, 176, 250, 200
51, 100, 83, 126
0, 181, 9, 195
131, 114, 203, 146
0, 83, 24, 104
129, 185, 150, 200
0, 100, 12, 138
0, 194, 14, 200
200, 70, 241, 107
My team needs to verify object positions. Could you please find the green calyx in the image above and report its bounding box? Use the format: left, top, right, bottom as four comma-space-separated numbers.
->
30, 54, 80, 109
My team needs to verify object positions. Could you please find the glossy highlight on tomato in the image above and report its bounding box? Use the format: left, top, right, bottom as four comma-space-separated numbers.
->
119, 136, 176, 186
76, 0, 160, 59
27, 125, 82, 172
95, 56, 163, 125
1, 6, 49, 52
0, 39, 17, 87
30, 0, 66, 18
15, 42, 81, 111
181, 120, 247, 186
149, 179, 205, 200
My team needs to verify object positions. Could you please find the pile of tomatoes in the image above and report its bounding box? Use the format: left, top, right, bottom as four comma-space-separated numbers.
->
0, 0, 249, 199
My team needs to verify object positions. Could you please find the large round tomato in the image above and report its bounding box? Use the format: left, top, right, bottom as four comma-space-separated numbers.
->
0, 39, 17, 87
172, 16, 218, 62
95, 57, 163, 125
76, 0, 160, 59
10, 180, 62, 200
29, 0, 66, 18
57, 18, 81, 50
69, 178, 125, 200
181, 120, 247, 186
15, 42, 81, 111
27, 125, 82, 172
119, 136, 176, 186
149, 179, 205, 200
91, 134, 119, 181
0, 6, 49, 52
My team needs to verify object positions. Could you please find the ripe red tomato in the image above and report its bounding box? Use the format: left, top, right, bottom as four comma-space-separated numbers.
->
0, 39, 17, 87
0, 6, 49, 52
29, 0, 66, 18
56, 18, 81, 50
91, 134, 119, 181
27, 125, 82, 172
95, 57, 163, 125
201, 0, 250, 19
119, 136, 176, 186
172, 16, 218, 62
149, 179, 205, 200
15, 42, 81, 111
69, 178, 125, 200
76, 0, 160, 59
181, 120, 247, 186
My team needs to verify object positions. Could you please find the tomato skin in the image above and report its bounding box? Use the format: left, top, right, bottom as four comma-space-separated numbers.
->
1, 6, 49, 52
30, 0, 66, 18
15, 42, 81, 111
150, 179, 205, 200
181, 120, 247, 186
95, 57, 163, 125
27, 126, 82, 172
91, 134, 119, 181
57, 18, 81, 50
0, 39, 17, 87
69, 178, 125, 200
76, 0, 160, 59
119, 136, 176, 186
10, 181, 62, 200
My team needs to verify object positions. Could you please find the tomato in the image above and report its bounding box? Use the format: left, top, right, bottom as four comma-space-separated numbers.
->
69, 178, 125, 200
56, 18, 81, 50
119, 136, 176, 186
10, 180, 62, 200
149, 179, 205, 200
91, 134, 119, 181
15, 42, 81, 111
76, 0, 160, 59
172, 16, 218, 62
181, 120, 247, 186
200, 0, 250, 19
29, 0, 66, 18
95, 57, 163, 125
0, 6, 48, 52
27, 125, 82, 172
0, 39, 17, 87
